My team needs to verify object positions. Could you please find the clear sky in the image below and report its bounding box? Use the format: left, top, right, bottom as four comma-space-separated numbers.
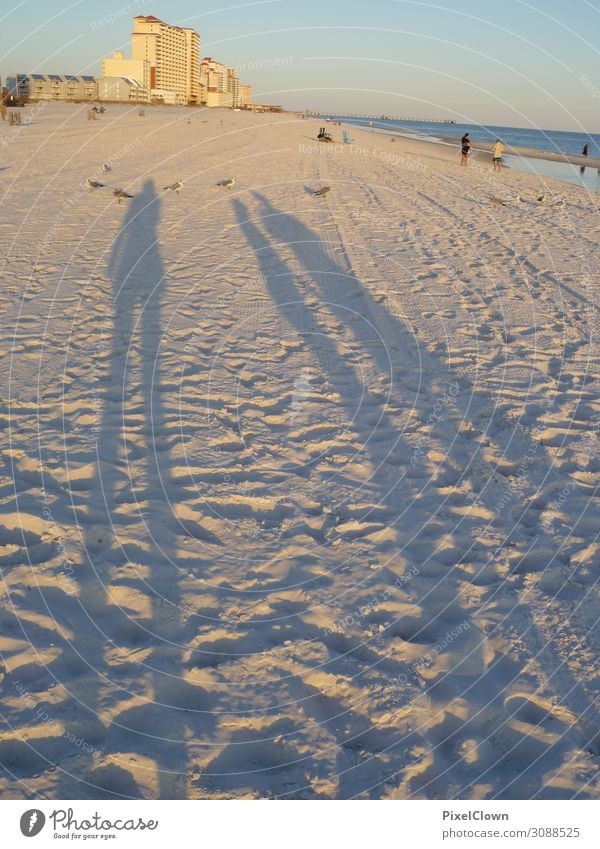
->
2, 0, 600, 131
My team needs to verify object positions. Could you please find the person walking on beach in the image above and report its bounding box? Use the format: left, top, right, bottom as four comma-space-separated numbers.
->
492, 138, 504, 172
581, 143, 589, 174
461, 133, 471, 166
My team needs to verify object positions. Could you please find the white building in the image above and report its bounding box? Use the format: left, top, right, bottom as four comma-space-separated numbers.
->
102, 51, 150, 89
97, 76, 150, 102
131, 15, 200, 105
239, 84, 253, 106
6, 73, 97, 101
227, 68, 240, 107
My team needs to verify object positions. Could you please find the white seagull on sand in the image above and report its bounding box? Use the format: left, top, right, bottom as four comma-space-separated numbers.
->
164, 180, 184, 194
85, 178, 105, 192
113, 188, 133, 204
218, 178, 235, 189
102, 162, 112, 173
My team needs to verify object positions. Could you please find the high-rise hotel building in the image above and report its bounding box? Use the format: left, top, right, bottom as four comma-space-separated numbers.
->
131, 15, 200, 105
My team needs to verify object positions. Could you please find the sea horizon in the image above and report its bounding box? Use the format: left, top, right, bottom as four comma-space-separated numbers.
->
317, 113, 600, 190
320, 114, 600, 157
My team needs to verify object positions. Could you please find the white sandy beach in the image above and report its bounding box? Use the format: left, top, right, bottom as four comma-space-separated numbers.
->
0, 103, 599, 800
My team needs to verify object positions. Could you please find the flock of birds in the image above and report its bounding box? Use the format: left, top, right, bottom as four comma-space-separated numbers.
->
87, 161, 557, 212
85, 168, 334, 203
490, 191, 565, 208
84, 163, 236, 202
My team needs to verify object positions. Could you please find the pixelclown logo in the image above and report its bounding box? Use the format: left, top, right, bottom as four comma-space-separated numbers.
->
20, 810, 46, 837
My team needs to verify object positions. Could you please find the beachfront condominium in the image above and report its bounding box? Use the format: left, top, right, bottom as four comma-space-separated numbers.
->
102, 51, 150, 90
200, 58, 230, 107
131, 15, 200, 105
227, 68, 240, 107
239, 84, 253, 107
200, 58, 244, 107
6, 73, 97, 102
98, 77, 150, 103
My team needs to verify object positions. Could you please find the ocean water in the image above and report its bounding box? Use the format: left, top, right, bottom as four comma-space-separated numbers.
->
323, 115, 600, 158
503, 153, 600, 192
322, 115, 600, 190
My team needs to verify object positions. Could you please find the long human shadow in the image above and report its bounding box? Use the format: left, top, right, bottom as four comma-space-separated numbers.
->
232, 196, 456, 795
60, 180, 208, 799
233, 195, 600, 799
233, 195, 442, 523
253, 191, 446, 398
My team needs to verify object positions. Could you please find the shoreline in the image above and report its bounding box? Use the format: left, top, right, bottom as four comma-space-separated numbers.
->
437, 133, 600, 169
328, 117, 600, 170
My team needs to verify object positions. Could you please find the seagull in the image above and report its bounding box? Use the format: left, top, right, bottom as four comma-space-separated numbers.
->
552, 198, 565, 207
85, 178, 105, 192
164, 180, 184, 195
491, 196, 508, 207
314, 186, 331, 196
218, 178, 235, 189
537, 194, 546, 203
113, 188, 133, 204
102, 162, 112, 173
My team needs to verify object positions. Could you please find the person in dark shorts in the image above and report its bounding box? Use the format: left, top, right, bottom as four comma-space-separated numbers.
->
581, 143, 589, 173
461, 133, 471, 166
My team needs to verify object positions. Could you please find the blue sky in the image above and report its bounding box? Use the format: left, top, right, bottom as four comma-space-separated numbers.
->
2, 0, 600, 130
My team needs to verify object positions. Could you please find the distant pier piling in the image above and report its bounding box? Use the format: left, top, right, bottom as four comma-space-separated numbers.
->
305, 111, 455, 124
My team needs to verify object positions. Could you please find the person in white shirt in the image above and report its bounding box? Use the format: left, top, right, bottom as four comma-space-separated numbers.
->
492, 139, 504, 172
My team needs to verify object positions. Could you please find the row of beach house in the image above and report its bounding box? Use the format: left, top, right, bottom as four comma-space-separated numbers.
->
5, 14, 256, 108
